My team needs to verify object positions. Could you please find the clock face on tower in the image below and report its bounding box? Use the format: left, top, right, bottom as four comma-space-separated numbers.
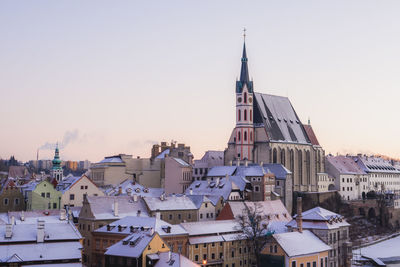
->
237, 97, 242, 103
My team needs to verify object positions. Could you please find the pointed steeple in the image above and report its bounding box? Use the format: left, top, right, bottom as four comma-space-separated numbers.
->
236, 30, 253, 93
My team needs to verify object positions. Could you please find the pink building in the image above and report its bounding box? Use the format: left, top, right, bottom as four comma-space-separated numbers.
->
164, 156, 193, 195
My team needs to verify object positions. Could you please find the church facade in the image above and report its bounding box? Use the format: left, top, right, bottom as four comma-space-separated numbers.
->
224, 41, 325, 193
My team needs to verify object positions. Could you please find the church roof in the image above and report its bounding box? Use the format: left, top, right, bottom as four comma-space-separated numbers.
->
303, 124, 320, 146
253, 93, 310, 144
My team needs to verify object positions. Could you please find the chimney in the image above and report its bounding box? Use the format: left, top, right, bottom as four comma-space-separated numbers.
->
137, 210, 141, 217
229, 160, 233, 166
37, 219, 45, 243
189, 188, 193, 195
260, 161, 264, 167
296, 197, 303, 233
168, 250, 172, 261
5, 224, 12, 238
10, 216, 15, 225
133, 194, 138, 202
114, 199, 119, 217
118, 186, 122, 195
245, 160, 248, 167
60, 209, 67, 220
20, 211, 25, 221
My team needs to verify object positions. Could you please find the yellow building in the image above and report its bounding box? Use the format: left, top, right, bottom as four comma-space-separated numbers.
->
261, 230, 331, 267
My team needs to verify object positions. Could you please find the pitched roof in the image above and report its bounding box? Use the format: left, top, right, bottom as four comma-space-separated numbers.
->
253, 93, 310, 144
8, 166, 29, 179
273, 230, 331, 257
154, 252, 200, 267
326, 156, 365, 175
104, 232, 156, 258
144, 195, 198, 211
180, 220, 240, 236
207, 166, 237, 177
105, 180, 164, 198
85, 196, 149, 220
303, 124, 320, 146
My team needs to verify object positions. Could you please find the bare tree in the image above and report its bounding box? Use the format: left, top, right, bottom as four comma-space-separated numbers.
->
236, 202, 269, 267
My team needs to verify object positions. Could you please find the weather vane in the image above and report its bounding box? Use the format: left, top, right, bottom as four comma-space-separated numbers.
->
243, 27, 246, 42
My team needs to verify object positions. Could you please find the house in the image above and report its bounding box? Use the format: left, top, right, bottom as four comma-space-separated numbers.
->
56, 174, 105, 207
164, 156, 193, 195
261, 230, 331, 267
286, 198, 352, 267
104, 179, 164, 198
186, 194, 223, 221
0, 210, 82, 266
21, 179, 62, 210
153, 252, 200, 267
78, 195, 149, 266
192, 151, 224, 181
180, 220, 254, 267
104, 230, 170, 267
0, 179, 25, 212
91, 216, 188, 267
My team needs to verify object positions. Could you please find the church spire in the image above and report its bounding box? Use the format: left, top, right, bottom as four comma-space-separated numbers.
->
236, 29, 253, 93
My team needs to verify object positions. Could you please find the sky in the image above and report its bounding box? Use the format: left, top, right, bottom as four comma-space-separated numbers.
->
1, 1, 400, 162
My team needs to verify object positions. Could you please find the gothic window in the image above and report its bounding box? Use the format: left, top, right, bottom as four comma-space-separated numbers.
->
244, 109, 247, 120
250, 131, 253, 142
238, 110, 241, 121
238, 131, 241, 141
273, 148, 277, 163
281, 149, 286, 166
244, 131, 247, 141
244, 92, 247, 103
250, 110, 252, 121
298, 150, 303, 185
306, 151, 311, 185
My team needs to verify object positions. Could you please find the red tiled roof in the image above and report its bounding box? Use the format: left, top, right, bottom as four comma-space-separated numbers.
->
303, 124, 320, 146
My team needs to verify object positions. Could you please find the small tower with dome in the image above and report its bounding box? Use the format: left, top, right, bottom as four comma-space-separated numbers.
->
51, 143, 63, 182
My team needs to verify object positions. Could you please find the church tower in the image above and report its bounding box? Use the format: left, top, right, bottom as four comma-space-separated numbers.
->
234, 35, 254, 162
51, 144, 63, 182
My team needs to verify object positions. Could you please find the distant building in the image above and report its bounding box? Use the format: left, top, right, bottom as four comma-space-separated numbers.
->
105, 179, 164, 198
90, 154, 133, 186
56, 174, 105, 207
91, 216, 189, 267
21, 179, 62, 210
164, 156, 193, 195
192, 151, 224, 181
0, 179, 25, 212
51, 145, 63, 182
151, 141, 193, 165
224, 40, 326, 193
7, 166, 30, 180
325, 155, 369, 200
0, 210, 82, 265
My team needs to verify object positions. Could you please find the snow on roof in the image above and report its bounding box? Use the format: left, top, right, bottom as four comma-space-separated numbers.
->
326, 156, 366, 175
173, 158, 190, 167
155, 149, 170, 159
207, 166, 237, 177
144, 195, 198, 211
354, 234, 400, 260
104, 232, 155, 258
180, 220, 240, 236
94, 216, 187, 237
0, 221, 82, 243
355, 155, 400, 174
235, 165, 265, 177
86, 196, 149, 220
287, 207, 350, 230
0, 241, 82, 263
5, 210, 63, 224
155, 252, 200, 267
189, 235, 224, 244
262, 164, 291, 179
56, 176, 81, 193
99, 157, 124, 163
274, 230, 331, 257
106, 180, 164, 198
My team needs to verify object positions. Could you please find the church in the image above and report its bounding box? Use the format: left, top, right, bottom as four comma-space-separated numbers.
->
224, 39, 325, 193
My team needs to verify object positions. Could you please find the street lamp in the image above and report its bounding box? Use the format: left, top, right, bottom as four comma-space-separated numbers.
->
202, 259, 207, 266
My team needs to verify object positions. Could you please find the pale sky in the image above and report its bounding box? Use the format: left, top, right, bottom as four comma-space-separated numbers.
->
1, 1, 400, 162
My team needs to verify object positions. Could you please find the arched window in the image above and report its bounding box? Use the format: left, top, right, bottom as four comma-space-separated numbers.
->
244, 110, 247, 121
238, 110, 241, 121
281, 149, 286, 166
306, 151, 311, 185
250, 110, 252, 122
244, 131, 247, 141
298, 150, 303, 185
238, 131, 241, 141
250, 131, 253, 142
244, 92, 247, 103
273, 148, 277, 163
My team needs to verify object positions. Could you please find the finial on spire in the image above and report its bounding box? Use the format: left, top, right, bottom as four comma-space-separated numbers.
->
308, 117, 311, 125
243, 27, 246, 42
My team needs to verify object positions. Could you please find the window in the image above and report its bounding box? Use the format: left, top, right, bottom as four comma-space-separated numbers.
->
212, 253, 215, 259
48, 202, 51, 209
244, 109, 247, 120
220, 252, 223, 258
292, 261, 296, 267
14, 198, 19, 205
321, 259, 323, 267
195, 255, 199, 261
188, 214, 191, 219
70, 194, 75, 200
238, 131, 241, 141
169, 214, 173, 220
46, 192, 50, 198
85, 186, 88, 189
231, 251, 234, 257
220, 242, 223, 246
200, 214, 203, 219
254, 186, 260, 192
178, 214, 181, 220
306, 263, 310, 267
3, 198, 9, 205
88, 224, 91, 231
81, 186, 84, 189
195, 244, 199, 248
212, 242, 215, 247
53, 203, 57, 209
203, 243, 206, 248
41, 192, 45, 198
274, 245, 277, 253
203, 254, 207, 260
244, 92, 247, 103
244, 131, 247, 141
250, 110, 252, 121
313, 262, 316, 267
238, 110, 241, 121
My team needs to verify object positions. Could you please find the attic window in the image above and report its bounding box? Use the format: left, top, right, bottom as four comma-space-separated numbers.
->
218, 183, 225, 188
195, 183, 201, 188
269, 116, 273, 120
283, 119, 287, 123
210, 182, 216, 188
290, 120, 293, 123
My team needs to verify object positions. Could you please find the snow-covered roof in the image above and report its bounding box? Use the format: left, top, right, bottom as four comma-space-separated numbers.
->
94, 216, 187, 237
104, 231, 155, 258
186, 195, 220, 208
99, 157, 124, 163
155, 149, 170, 159
207, 166, 237, 177
105, 180, 164, 198
326, 156, 366, 175
0, 221, 82, 243
262, 164, 292, 179
355, 155, 400, 174
273, 230, 331, 257
85, 196, 149, 220
287, 207, 350, 230
144, 195, 198, 211
0, 241, 82, 263
154, 252, 200, 267
173, 158, 190, 167
180, 220, 240, 236
189, 235, 224, 244
56, 175, 81, 193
